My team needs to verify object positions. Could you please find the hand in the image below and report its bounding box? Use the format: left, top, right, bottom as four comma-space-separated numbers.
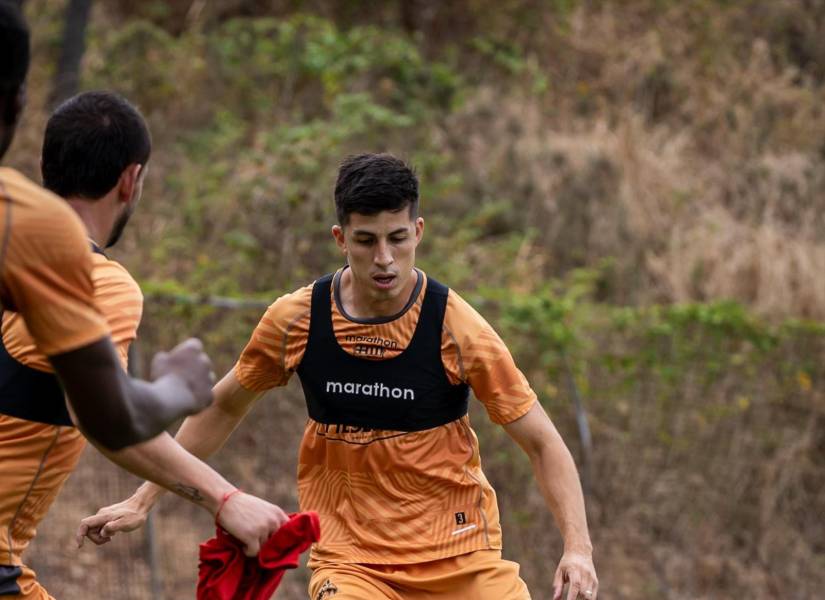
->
76, 495, 149, 548
553, 550, 599, 600
216, 492, 289, 557
150, 338, 216, 415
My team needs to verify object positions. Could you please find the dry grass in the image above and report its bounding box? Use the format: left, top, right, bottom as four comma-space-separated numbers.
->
11, 1, 825, 599
444, 1, 825, 317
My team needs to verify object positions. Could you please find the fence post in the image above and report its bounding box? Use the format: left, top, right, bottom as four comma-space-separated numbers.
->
562, 352, 594, 496
128, 342, 165, 600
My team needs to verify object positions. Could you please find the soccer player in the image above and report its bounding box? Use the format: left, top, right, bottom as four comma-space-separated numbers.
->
0, 0, 213, 450
82, 154, 599, 600
0, 91, 289, 599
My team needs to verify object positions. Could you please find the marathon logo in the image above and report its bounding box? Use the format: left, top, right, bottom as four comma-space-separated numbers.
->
325, 380, 415, 401
345, 335, 399, 357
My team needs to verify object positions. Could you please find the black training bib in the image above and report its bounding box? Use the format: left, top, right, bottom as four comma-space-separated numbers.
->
296, 273, 469, 431
0, 243, 105, 427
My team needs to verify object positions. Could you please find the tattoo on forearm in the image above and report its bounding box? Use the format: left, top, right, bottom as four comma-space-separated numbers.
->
171, 483, 204, 503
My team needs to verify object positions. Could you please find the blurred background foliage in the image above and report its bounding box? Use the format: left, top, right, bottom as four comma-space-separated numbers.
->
8, 0, 825, 598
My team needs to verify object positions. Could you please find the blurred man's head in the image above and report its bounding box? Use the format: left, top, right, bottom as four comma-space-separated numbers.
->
42, 91, 152, 247
0, 1, 30, 160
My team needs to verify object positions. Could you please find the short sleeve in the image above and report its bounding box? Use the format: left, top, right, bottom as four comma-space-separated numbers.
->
441, 290, 537, 424
92, 257, 143, 369
234, 284, 312, 393
2, 198, 109, 356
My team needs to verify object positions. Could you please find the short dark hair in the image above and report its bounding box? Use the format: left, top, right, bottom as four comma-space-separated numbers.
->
42, 91, 151, 199
334, 153, 418, 225
0, 1, 29, 94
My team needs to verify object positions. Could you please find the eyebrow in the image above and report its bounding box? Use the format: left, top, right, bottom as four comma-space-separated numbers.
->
352, 228, 409, 237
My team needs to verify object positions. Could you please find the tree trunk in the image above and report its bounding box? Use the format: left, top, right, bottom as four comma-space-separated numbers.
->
49, 0, 93, 109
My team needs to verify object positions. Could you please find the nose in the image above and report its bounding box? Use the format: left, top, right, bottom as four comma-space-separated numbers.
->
374, 239, 393, 268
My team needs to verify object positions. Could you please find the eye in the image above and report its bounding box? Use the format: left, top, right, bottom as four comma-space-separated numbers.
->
390, 235, 408, 243
355, 237, 374, 245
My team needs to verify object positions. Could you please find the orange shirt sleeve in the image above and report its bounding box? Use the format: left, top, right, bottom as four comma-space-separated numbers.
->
1, 188, 108, 356
90, 256, 143, 369
234, 284, 312, 392
441, 290, 537, 424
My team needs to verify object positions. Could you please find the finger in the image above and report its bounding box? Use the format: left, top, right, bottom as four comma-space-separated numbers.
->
243, 538, 261, 558
100, 522, 121, 538
580, 582, 596, 600
274, 510, 289, 530
77, 514, 111, 540
553, 565, 565, 600
76, 523, 88, 548
179, 338, 204, 352
87, 530, 113, 546
566, 573, 582, 600
81, 524, 109, 544
588, 578, 599, 600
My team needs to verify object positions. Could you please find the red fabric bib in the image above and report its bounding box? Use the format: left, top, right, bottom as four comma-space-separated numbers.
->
197, 511, 320, 600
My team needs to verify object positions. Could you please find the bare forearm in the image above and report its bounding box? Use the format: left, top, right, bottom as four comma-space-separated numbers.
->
52, 338, 211, 451
133, 403, 247, 507
531, 440, 592, 553
128, 372, 260, 509
125, 374, 201, 442
92, 432, 234, 515
177, 401, 247, 458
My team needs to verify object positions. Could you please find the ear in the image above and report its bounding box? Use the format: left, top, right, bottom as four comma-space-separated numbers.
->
331, 224, 347, 255
117, 164, 142, 204
414, 217, 425, 245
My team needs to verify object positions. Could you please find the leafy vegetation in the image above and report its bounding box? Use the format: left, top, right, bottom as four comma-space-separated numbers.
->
14, 1, 825, 598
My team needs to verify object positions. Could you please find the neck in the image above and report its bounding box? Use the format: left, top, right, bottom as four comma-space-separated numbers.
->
65, 195, 114, 247
341, 267, 418, 319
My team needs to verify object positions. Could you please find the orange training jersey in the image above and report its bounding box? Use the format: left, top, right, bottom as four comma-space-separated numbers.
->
0, 249, 142, 584
235, 268, 537, 564
0, 167, 108, 356
2, 251, 143, 373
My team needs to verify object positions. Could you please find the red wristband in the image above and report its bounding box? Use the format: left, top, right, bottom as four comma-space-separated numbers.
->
215, 488, 242, 525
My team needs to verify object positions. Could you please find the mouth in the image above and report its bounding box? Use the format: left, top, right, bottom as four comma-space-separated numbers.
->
372, 273, 397, 290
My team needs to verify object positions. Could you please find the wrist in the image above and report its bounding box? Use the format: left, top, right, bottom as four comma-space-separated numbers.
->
151, 373, 191, 407
564, 540, 594, 556
214, 488, 243, 524
201, 480, 237, 516
133, 482, 164, 512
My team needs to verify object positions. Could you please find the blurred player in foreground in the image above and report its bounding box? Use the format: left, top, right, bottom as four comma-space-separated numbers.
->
0, 90, 289, 599
0, 0, 214, 450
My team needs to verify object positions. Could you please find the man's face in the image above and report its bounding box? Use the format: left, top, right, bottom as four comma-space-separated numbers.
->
333, 208, 424, 304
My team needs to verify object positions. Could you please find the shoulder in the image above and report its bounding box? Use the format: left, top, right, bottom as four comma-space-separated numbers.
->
443, 287, 493, 335
91, 255, 142, 300
91, 254, 143, 319
2, 169, 86, 245
267, 283, 313, 319
1, 170, 90, 268
253, 283, 313, 336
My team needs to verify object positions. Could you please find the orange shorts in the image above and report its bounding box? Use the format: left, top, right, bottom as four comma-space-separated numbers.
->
0, 565, 52, 600
309, 550, 531, 600
0, 415, 85, 599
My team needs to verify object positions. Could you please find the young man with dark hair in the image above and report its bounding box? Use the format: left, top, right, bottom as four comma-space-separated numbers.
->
83, 153, 599, 600
0, 90, 289, 599
0, 0, 214, 450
